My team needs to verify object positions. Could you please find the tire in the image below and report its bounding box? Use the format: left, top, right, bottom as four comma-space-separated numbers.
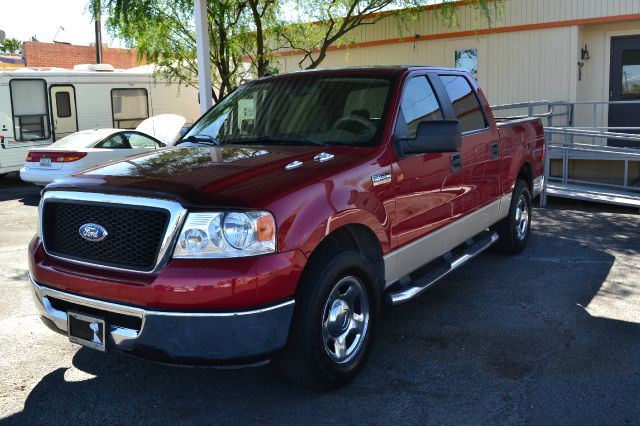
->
274, 249, 380, 390
492, 180, 532, 254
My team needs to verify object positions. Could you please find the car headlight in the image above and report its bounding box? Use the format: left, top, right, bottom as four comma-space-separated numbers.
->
173, 211, 276, 258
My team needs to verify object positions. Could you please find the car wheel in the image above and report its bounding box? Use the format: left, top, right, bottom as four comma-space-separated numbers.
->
274, 249, 380, 390
493, 179, 532, 254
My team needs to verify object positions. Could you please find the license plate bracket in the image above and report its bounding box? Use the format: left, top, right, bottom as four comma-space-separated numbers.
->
67, 311, 107, 352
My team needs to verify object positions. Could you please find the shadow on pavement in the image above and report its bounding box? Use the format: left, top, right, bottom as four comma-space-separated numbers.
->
0, 173, 40, 206
4, 231, 640, 424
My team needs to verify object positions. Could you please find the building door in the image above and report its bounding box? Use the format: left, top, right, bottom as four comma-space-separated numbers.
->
50, 85, 77, 140
609, 35, 640, 147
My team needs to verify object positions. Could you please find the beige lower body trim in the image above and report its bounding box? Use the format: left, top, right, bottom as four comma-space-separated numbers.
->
384, 194, 511, 285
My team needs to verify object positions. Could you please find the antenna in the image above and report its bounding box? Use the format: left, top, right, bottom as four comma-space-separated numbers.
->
53, 26, 65, 43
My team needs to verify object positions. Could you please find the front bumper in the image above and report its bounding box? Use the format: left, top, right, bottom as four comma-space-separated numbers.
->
31, 276, 295, 364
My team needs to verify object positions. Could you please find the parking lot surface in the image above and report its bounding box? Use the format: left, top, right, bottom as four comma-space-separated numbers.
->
0, 173, 639, 425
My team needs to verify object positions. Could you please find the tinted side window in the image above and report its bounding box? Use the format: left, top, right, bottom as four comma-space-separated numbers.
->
128, 133, 160, 148
96, 134, 130, 149
440, 75, 487, 133
400, 76, 443, 138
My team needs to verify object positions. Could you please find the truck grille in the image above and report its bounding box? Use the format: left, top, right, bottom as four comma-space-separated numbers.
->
42, 201, 170, 272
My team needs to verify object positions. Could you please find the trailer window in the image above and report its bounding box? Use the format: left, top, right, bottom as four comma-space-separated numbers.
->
55, 91, 72, 118
9, 79, 50, 141
111, 88, 149, 129
439, 75, 487, 133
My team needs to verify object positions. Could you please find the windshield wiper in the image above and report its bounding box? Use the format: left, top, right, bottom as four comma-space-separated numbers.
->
178, 134, 220, 146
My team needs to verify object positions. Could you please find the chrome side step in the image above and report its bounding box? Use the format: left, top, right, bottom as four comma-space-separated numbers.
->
385, 231, 499, 305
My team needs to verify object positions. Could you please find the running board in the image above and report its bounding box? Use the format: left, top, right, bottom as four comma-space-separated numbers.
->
385, 231, 499, 305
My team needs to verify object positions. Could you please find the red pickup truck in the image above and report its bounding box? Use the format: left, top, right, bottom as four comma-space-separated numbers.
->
29, 66, 544, 389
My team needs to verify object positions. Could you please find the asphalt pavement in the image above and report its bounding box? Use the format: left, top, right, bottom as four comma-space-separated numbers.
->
0, 172, 639, 425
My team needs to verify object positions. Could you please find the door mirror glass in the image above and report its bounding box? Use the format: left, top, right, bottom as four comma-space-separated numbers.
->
397, 120, 461, 155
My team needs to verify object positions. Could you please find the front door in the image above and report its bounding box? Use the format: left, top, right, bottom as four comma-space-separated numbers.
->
50, 85, 78, 140
391, 74, 464, 277
609, 35, 640, 147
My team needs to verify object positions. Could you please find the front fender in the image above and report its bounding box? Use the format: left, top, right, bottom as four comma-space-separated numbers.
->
272, 172, 393, 258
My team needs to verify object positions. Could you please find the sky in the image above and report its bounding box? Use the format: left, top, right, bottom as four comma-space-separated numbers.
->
1, 0, 121, 47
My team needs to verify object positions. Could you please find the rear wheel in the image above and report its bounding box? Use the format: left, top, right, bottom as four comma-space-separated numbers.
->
493, 180, 532, 254
275, 250, 380, 390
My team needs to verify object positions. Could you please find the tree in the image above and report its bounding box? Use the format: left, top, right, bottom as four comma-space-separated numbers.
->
97, 0, 502, 100
0, 37, 22, 54
280, 0, 502, 70
98, 0, 285, 102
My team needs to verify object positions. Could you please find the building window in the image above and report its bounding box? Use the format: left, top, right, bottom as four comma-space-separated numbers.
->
111, 88, 149, 129
55, 91, 72, 118
440, 74, 487, 133
455, 49, 478, 80
621, 49, 640, 99
9, 79, 50, 141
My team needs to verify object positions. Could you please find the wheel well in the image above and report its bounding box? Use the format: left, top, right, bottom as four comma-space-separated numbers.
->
307, 224, 385, 289
517, 163, 533, 194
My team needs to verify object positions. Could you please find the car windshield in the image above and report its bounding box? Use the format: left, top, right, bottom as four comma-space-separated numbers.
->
183, 75, 392, 147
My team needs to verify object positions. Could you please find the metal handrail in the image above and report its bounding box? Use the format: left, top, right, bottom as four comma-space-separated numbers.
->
541, 127, 640, 206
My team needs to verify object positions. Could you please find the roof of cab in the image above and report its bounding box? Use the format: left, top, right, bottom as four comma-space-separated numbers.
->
257, 65, 463, 80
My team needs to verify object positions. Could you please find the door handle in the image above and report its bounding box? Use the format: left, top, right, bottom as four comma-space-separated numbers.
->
450, 153, 462, 173
490, 143, 500, 160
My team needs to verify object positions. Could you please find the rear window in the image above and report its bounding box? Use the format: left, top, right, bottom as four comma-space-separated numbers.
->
439, 75, 487, 133
50, 132, 103, 149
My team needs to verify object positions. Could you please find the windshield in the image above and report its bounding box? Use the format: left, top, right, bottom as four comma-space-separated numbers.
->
184, 75, 392, 147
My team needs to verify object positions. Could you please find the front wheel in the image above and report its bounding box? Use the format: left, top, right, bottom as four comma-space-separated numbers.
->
493, 179, 532, 254
274, 250, 380, 390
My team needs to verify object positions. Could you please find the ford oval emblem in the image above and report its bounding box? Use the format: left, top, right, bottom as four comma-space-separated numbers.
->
79, 223, 108, 242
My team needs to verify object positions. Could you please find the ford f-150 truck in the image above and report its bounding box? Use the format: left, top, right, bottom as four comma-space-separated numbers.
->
29, 66, 544, 389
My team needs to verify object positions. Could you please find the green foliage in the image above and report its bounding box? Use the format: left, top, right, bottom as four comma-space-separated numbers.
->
0, 37, 22, 54
280, 0, 504, 69
97, 0, 502, 100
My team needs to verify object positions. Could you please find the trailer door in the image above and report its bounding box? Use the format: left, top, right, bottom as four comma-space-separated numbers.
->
50, 85, 78, 140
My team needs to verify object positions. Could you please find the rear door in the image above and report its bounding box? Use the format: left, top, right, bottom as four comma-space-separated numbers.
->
609, 35, 640, 147
50, 85, 78, 141
436, 73, 501, 225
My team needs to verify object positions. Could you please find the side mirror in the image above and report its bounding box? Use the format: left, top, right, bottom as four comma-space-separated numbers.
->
397, 120, 461, 155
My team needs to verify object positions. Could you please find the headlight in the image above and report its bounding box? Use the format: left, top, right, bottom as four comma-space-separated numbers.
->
173, 211, 276, 258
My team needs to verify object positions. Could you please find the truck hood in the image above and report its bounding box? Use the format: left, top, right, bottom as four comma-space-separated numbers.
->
45, 145, 371, 208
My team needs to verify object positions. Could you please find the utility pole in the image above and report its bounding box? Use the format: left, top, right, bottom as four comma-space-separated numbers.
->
94, 0, 103, 63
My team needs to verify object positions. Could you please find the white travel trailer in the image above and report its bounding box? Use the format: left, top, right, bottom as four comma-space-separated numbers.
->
0, 64, 201, 176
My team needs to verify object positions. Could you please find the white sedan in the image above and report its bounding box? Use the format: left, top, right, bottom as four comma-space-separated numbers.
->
20, 115, 186, 186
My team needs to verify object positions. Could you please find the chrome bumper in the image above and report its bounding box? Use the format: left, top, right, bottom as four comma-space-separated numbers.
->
30, 276, 294, 363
